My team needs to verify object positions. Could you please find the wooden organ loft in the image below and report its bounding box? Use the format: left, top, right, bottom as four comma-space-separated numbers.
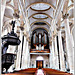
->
30, 28, 50, 53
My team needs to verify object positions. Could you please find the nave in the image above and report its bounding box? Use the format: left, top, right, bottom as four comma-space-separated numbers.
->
1, 0, 74, 75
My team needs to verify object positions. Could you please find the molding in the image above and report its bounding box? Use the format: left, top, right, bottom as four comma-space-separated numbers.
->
30, 53, 50, 55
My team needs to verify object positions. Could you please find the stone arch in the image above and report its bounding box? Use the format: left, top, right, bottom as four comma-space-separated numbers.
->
30, 21, 51, 27
31, 27, 49, 32
29, 13, 53, 20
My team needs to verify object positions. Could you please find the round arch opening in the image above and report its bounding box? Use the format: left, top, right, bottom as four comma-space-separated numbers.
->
36, 56, 44, 61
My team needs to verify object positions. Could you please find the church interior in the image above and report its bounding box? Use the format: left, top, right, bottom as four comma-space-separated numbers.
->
1, 0, 74, 75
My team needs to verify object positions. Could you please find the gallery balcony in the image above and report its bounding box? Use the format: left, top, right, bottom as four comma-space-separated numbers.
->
30, 49, 50, 53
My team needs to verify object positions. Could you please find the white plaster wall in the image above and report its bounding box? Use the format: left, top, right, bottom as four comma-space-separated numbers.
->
30, 55, 50, 68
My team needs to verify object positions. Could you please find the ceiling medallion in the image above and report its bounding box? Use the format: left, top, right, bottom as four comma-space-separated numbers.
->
31, 3, 51, 11
33, 14, 48, 19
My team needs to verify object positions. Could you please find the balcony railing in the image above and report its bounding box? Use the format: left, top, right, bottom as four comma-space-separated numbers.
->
30, 49, 50, 53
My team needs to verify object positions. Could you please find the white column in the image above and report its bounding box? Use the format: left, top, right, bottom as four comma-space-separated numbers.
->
63, 14, 74, 73
58, 30, 66, 71
51, 40, 55, 69
54, 35, 59, 70
1, 0, 7, 31
49, 54, 50, 68
50, 45, 53, 68
21, 36, 26, 69
26, 42, 30, 68
28, 45, 30, 68
50, 53, 53, 68
28, 53, 30, 68
24, 40, 29, 69
15, 30, 23, 70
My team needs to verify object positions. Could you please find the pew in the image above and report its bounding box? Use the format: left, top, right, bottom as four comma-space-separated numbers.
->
2, 73, 33, 75
14, 68, 37, 74
2, 68, 73, 75
42, 68, 73, 75
2, 68, 37, 75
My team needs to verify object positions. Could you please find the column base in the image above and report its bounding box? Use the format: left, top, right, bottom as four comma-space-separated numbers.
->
60, 69, 66, 72
21, 67, 25, 70
70, 70, 74, 74
15, 68, 21, 71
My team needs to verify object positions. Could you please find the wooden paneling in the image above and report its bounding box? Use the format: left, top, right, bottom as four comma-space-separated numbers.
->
36, 60, 43, 69
30, 49, 50, 53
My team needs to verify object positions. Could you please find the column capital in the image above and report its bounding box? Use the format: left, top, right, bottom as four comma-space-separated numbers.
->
49, 41, 52, 45
57, 26, 61, 31
62, 13, 69, 19
23, 31, 27, 36
24, 31, 30, 42
27, 37, 30, 42
20, 26, 24, 31
13, 12, 19, 19
53, 34, 57, 38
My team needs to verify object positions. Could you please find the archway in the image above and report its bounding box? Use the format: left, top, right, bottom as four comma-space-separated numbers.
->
36, 56, 44, 69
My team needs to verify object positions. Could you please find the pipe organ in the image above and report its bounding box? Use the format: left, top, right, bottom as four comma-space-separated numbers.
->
31, 28, 49, 52
33, 32, 48, 45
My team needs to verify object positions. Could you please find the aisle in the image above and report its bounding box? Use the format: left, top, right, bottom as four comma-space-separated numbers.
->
37, 69, 44, 75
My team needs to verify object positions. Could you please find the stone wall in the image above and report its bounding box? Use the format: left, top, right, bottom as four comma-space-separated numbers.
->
30, 55, 50, 68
